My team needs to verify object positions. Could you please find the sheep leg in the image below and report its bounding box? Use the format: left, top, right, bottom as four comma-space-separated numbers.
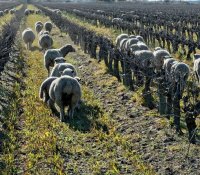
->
48, 99, 59, 116
185, 112, 196, 144
59, 104, 65, 122
166, 92, 172, 119
173, 96, 182, 134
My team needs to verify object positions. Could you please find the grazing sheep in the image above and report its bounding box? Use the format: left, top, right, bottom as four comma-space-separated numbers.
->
171, 62, 190, 91
154, 47, 162, 51
36, 10, 42, 14
44, 22, 53, 33
4, 9, 9, 14
44, 45, 75, 75
133, 50, 154, 69
9, 9, 15, 14
38, 34, 53, 51
136, 35, 145, 42
125, 38, 139, 51
48, 76, 82, 121
39, 77, 57, 103
0, 11, 4, 17
193, 54, 200, 83
119, 38, 128, 52
35, 24, 43, 34
39, 30, 49, 36
115, 34, 129, 49
137, 42, 149, 50
22, 28, 36, 50
39, 68, 78, 104
153, 49, 171, 71
24, 9, 30, 16
35, 21, 43, 28
50, 62, 77, 77
129, 44, 140, 53
163, 58, 178, 82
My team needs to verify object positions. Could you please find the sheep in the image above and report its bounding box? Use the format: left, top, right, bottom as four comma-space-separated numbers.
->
125, 38, 139, 51
4, 9, 9, 14
48, 75, 82, 121
24, 9, 30, 16
137, 42, 149, 51
154, 47, 162, 51
39, 68, 78, 103
0, 11, 4, 17
38, 34, 53, 51
129, 44, 140, 53
115, 34, 129, 49
22, 28, 36, 50
9, 9, 15, 14
163, 58, 178, 82
153, 49, 171, 71
35, 24, 43, 34
136, 35, 145, 42
44, 44, 76, 75
44, 22, 53, 33
50, 62, 77, 77
171, 62, 189, 90
193, 54, 200, 83
36, 10, 42, 14
133, 50, 154, 69
119, 38, 128, 52
39, 76, 57, 103
39, 30, 49, 36
35, 21, 43, 28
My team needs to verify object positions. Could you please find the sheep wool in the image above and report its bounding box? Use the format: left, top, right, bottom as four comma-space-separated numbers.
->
22, 28, 36, 50
44, 45, 75, 75
49, 76, 82, 121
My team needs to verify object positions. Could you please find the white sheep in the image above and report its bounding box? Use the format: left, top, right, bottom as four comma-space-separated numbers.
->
39, 77, 57, 103
4, 9, 9, 14
125, 38, 139, 51
35, 24, 43, 34
115, 33, 129, 49
35, 21, 43, 28
44, 22, 53, 33
24, 9, 30, 16
44, 45, 76, 75
0, 11, 4, 17
9, 9, 15, 14
50, 62, 77, 77
38, 34, 53, 51
39, 68, 78, 104
133, 50, 154, 69
137, 42, 149, 51
39, 30, 49, 36
153, 49, 171, 71
170, 62, 190, 96
22, 28, 36, 50
136, 35, 145, 42
193, 54, 200, 83
163, 58, 178, 82
48, 75, 82, 121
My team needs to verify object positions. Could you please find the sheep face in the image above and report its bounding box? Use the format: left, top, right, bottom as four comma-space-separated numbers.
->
60, 45, 76, 56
